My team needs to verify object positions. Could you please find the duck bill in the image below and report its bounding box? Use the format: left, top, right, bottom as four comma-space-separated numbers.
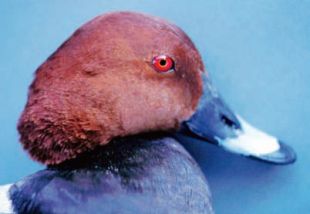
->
181, 74, 296, 164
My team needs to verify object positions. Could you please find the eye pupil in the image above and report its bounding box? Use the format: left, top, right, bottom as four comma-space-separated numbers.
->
152, 55, 175, 73
160, 59, 166, 66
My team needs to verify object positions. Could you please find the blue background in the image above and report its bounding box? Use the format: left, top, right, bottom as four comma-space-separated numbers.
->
0, 1, 309, 213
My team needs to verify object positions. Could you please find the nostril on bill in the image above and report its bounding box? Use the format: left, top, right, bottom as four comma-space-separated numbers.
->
220, 114, 238, 129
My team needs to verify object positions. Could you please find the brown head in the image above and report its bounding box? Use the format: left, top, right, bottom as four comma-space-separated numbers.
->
18, 12, 205, 165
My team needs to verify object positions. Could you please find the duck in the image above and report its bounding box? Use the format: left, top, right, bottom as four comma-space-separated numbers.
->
0, 11, 296, 214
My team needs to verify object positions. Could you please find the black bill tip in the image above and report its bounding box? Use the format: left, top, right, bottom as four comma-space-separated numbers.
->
249, 141, 297, 165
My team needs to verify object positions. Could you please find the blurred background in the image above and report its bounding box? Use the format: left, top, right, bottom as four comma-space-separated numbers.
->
0, 1, 309, 213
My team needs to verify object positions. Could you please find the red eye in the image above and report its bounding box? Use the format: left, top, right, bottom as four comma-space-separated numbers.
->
152, 55, 175, 73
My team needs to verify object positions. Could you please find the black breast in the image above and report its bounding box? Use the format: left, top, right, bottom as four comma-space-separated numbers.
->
10, 135, 213, 214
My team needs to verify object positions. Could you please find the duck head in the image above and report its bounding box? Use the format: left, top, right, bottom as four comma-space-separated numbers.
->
18, 12, 205, 165
18, 11, 296, 165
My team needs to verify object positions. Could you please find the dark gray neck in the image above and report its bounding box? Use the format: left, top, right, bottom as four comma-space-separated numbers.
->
10, 135, 213, 214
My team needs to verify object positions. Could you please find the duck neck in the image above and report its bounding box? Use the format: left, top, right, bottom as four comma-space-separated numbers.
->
47, 132, 174, 170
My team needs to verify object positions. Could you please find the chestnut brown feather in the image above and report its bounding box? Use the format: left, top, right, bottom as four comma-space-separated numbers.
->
18, 12, 205, 165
